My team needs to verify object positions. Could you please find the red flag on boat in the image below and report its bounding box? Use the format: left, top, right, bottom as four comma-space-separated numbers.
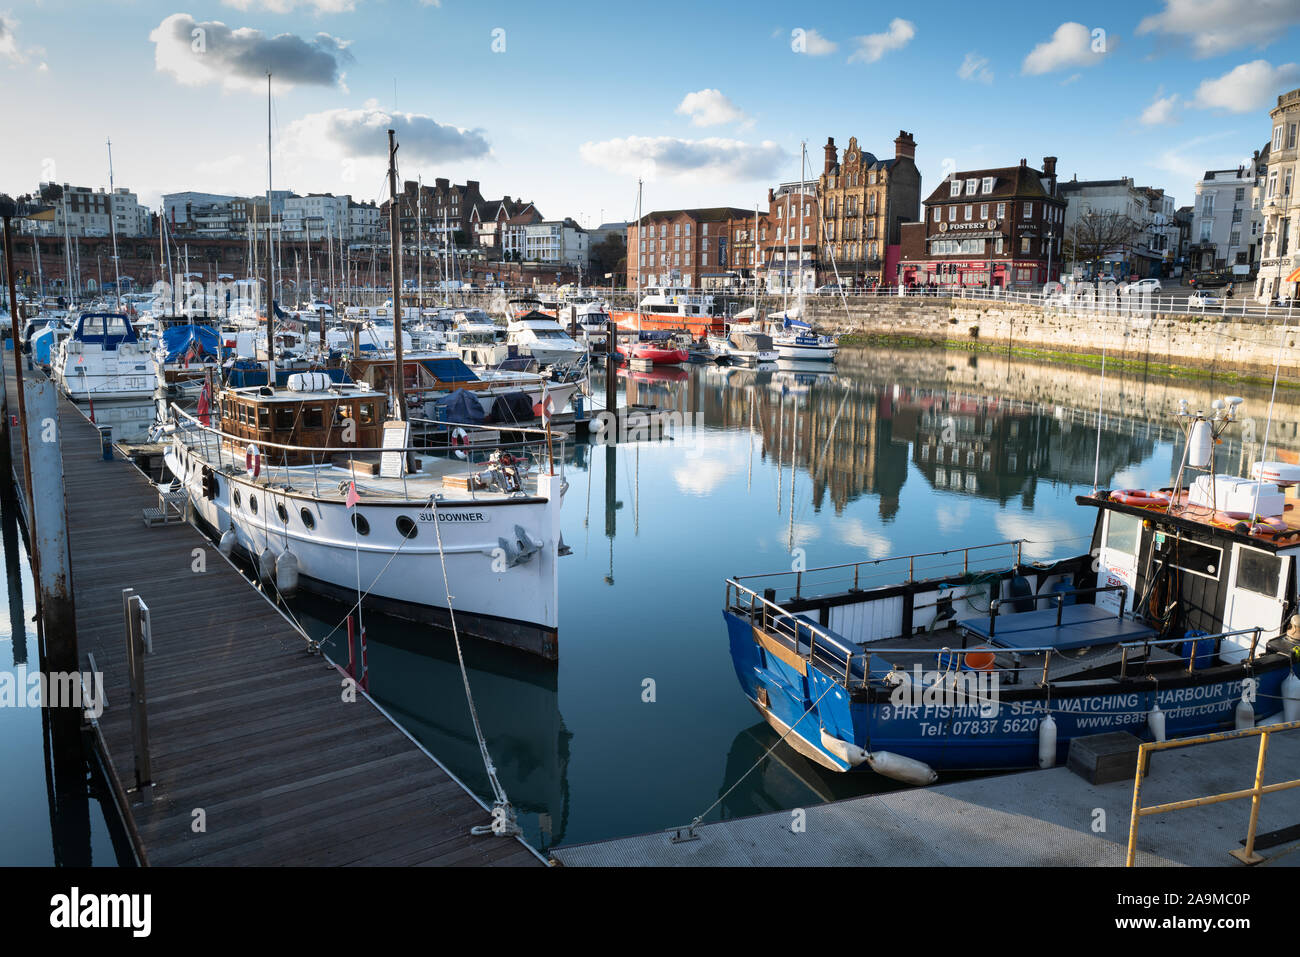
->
345, 482, 360, 509
196, 381, 211, 427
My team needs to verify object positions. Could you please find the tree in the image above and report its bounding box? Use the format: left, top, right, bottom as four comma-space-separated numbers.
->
588, 232, 626, 281
1062, 209, 1146, 278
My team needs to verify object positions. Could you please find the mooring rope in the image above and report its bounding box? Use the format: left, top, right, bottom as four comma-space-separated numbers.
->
428, 493, 521, 837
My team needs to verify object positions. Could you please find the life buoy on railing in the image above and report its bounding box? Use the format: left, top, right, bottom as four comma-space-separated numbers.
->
451, 427, 469, 460
245, 443, 261, 479
1111, 488, 1170, 507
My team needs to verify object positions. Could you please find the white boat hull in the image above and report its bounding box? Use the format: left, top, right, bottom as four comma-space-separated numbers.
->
773, 341, 837, 361
166, 441, 563, 658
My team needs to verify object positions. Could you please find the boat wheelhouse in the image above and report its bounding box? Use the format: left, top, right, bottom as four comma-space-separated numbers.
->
609, 285, 723, 336
723, 474, 1300, 780
53, 311, 158, 400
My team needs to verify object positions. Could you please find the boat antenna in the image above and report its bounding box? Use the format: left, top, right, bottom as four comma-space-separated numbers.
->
265, 69, 276, 389
107, 138, 122, 304
1248, 312, 1292, 518
386, 128, 407, 419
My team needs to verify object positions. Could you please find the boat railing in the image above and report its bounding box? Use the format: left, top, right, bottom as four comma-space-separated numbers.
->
731, 539, 1026, 603
726, 576, 1270, 690
168, 403, 563, 499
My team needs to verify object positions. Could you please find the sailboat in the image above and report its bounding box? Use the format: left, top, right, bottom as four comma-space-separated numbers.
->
164, 82, 566, 658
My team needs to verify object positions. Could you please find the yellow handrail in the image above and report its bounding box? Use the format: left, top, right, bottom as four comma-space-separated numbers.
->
1126, 717, 1300, 866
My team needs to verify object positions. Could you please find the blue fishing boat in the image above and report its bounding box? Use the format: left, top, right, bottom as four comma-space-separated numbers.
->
723, 433, 1300, 782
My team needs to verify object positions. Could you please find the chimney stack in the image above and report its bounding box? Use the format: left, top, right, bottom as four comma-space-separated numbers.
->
823, 137, 837, 175
768, 187, 775, 203
894, 130, 916, 160
1042, 156, 1058, 194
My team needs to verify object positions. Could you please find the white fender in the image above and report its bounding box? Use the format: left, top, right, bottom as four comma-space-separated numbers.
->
865, 750, 938, 785
819, 729, 869, 768
1038, 714, 1058, 768
257, 547, 276, 583
275, 549, 300, 597
1235, 695, 1255, 730
218, 530, 236, 557
1282, 671, 1300, 723
1147, 703, 1166, 742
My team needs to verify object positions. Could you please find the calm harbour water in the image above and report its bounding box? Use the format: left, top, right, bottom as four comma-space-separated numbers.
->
2, 343, 1290, 860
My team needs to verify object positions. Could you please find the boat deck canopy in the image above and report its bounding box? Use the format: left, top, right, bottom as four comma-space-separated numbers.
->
958, 603, 1158, 651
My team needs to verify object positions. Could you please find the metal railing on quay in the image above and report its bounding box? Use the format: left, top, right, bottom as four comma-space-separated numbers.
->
1126, 718, 1300, 866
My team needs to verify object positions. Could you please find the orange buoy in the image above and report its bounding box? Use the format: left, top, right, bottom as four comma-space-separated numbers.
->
964, 647, 996, 671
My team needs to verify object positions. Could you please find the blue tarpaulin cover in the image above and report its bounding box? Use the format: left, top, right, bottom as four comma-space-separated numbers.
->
161, 324, 220, 362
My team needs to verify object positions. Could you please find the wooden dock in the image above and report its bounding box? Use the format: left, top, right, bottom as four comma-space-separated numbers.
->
6, 368, 544, 866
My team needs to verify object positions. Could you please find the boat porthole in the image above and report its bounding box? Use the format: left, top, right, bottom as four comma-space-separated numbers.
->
249, 495, 259, 515
351, 513, 370, 536
276, 503, 288, 523
300, 508, 316, 530
396, 516, 418, 539
233, 489, 242, 508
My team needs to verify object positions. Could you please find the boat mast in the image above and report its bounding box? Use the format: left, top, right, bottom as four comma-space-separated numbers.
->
798, 141, 806, 309
265, 70, 276, 389
386, 128, 407, 419
106, 138, 122, 302
636, 178, 642, 336
416, 174, 423, 314
754, 203, 759, 322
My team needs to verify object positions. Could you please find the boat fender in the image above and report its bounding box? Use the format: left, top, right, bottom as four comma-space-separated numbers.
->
1147, 702, 1166, 742
1235, 693, 1255, 731
218, 529, 236, 557
1038, 714, 1058, 768
865, 750, 937, 785
1283, 671, 1300, 723
257, 547, 276, 583
275, 550, 300, 597
245, 443, 261, 479
820, 729, 870, 768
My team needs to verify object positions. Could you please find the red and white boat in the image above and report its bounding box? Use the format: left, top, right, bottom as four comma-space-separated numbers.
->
617, 338, 689, 364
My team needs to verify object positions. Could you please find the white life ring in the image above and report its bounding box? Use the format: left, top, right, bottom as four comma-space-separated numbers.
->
451, 427, 469, 460
245, 443, 261, 479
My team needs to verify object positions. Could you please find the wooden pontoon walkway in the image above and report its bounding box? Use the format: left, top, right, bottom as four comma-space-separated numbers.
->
7, 369, 543, 866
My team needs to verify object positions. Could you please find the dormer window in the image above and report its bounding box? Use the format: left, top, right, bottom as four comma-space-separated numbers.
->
965, 179, 977, 196
982, 177, 994, 194
950, 179, 962, 197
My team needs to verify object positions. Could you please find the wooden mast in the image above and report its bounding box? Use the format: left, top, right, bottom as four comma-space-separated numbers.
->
386, 128, 407, 419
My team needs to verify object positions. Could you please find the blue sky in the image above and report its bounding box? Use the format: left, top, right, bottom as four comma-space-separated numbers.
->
2, 0, 1298, 222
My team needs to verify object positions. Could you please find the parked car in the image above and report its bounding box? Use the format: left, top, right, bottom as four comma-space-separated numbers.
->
816, 284, 846, 296
1189, 292, 1221, 308
1125, 278, 1163, 295
1094, 273, 1118, 284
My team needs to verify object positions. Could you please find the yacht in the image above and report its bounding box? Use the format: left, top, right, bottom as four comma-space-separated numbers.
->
507, 310, 588, 367
609, 285, 723, 337
53, 312, 158, 401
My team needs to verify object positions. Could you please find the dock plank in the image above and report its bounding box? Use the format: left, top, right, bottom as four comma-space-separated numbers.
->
7, 372, 543, 867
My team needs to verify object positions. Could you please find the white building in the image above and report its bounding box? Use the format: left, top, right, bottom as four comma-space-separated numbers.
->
1256, 87, 1300, 303
283, 193, 350, 241
1059, 177, 1176, 277
30, 184, 151, 237
348, 201, 383, 241
523, 219, 588, 266
163, 191, 238, 226
1190, 167, 1257, 272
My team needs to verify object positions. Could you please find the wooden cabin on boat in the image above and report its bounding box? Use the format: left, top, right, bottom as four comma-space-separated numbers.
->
218, 374, 388, 467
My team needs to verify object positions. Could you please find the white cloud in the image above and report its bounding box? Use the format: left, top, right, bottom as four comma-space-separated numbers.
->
995, 513, 1079, 561
0, 14, 43, 67
848, 18, 915, 63
150, 14, 353, 92
1192, 59, 1300, 113
671, 457, 736, 496
222, 0, 359, 12
283, 103, 490, 165
958, 52, 993, 84
579, 136, 788, 181
1137, 0, 1300, 57
795, 28, 837, 56
1023, 22, 1109, 75
675, 89, 748, 127
836, 518, 892, 559
1140, 90, 1181, 125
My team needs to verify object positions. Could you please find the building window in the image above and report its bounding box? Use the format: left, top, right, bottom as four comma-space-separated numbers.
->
980, 204, 988, 220
996, 203, 1006, 219
995, 237, 1003, 254
982, 177, 994, 194
1274, 125, 1285, 151
934, 208, 941, 222
869, 171, 877, 185
1235, 187, 1245, 202
964, 205, 973, 220
965, 178, 977, 196
948, 206, 957, 221
1022, 202, 1033, 219
1230, 230, 1241, 248
1020, 236, 1031, 253
950, 179, 962, 197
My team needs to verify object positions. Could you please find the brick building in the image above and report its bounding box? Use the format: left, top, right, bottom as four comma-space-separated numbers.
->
626, 207, 753, 290
900, 157, 1064, 290
817, 132, 921, 287
472, 196, 541, 254
385, 178, 486, 248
